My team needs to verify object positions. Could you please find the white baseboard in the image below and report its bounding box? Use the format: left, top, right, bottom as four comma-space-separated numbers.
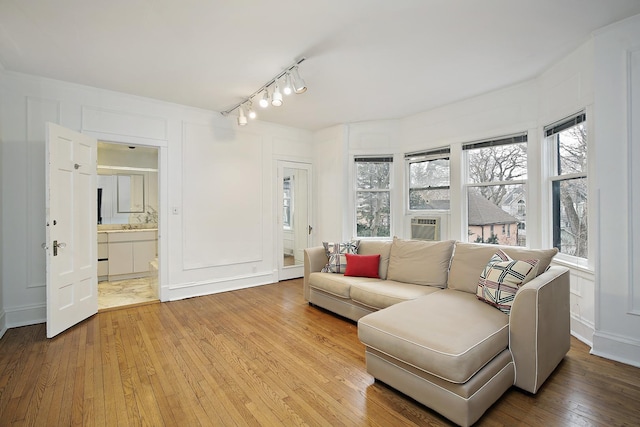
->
5, 303, 46, 329
592, 330, 640, 368
0, 309, 6, 340
570, 314, 594, 346
167, 271, 278, 301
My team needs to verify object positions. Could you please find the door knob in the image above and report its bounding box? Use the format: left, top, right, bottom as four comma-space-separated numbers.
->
53, 240, 67, 256
308, 225, 313, 235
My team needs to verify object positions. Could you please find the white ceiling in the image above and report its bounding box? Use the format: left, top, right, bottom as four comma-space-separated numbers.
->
2, 1, 640, 131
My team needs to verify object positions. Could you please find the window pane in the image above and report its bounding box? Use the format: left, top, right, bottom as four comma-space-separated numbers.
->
467, 142, 528, 183
356, 191, 390, 237
409, 188, 450, 210
409, 159, 450, 188
553, 178, 588, 257
356, 162, 390, 190
467, 185, 525, 246
557, 123, 587, 175
409, 159, 450, 210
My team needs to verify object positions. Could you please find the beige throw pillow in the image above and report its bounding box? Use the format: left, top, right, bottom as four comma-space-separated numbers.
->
386, 238, 455, 287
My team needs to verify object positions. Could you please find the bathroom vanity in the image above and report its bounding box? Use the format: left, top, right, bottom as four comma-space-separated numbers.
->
97, 228, 157, 281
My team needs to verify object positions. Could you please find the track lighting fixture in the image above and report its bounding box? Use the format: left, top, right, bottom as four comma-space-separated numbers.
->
237, 106, 247, 126
291, 66, 307, 94
247, 102, 257, 119
221, 58, 307, 125
283, 73, 293, 96
259, 89, 269, 108
271, 81, 283, 107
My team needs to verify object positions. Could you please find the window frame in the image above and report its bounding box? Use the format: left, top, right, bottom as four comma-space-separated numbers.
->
354, 155, 394, 239
463, 133, 528, 247
405, 147, 451, 213
545, 112, 588, 263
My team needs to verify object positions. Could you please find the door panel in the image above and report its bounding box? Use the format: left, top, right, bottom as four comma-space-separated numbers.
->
46, 123, 98, 338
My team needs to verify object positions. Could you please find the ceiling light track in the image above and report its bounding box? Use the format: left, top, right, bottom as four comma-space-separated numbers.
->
221, 57, 307, 125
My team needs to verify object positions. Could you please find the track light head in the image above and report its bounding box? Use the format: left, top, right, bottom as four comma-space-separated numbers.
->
283, 73, 293, 96
291, 67, 307, 94
247, 102, 257, 119
272, 82, 283, 107
237, 106, 247, 126
259, 89, 269, 108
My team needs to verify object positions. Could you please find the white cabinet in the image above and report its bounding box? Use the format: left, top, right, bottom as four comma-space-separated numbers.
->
106, 230, 157, 279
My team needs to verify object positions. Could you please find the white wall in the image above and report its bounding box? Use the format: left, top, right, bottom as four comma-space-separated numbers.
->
592, 14, 640, 367
0, 71, 312, 327
0, 68, 5, 338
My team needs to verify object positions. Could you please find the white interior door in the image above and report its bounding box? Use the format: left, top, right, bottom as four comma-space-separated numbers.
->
278, 161, 312, 281
46, 123, 98, 338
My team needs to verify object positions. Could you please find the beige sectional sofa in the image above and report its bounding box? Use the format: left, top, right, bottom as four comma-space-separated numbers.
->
303, 238, 570, 426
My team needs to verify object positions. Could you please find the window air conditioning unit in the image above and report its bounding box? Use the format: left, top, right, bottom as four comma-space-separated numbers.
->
411, 217, 440, 241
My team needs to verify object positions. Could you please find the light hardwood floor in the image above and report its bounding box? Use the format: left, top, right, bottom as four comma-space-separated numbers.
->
1, 279, 639, 426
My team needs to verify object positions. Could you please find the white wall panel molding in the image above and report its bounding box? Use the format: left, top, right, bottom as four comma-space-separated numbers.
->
81, 106, 168, 142
628, 46, 640, 316
26, 97, 60, 289
167, 271, 276, 301
181, 121, 264, 270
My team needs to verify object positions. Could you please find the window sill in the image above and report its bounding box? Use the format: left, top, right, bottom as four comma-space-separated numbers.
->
551, 256, 594, 275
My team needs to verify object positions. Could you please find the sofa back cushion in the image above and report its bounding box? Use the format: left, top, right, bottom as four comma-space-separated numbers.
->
386, 238, 455, 287
358, 240, 392, 280
448, 242, 558, 294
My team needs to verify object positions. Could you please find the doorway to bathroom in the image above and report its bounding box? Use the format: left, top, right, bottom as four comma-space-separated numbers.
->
97, 141, 160, 310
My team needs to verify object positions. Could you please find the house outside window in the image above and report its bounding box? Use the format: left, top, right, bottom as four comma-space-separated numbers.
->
406, 147, 450, 211
464, 133, 528, 246
355, 156, 392, 237
545, 112, 588, 259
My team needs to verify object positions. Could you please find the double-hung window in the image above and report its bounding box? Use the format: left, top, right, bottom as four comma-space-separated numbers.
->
355, 156, 392, 238
406, 147, 450, 211
463, 133, 528, 246
545, 112, 588, 259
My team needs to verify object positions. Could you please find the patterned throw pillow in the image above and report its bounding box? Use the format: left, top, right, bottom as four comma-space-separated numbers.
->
476, 249, 539, 315
321, 241, 360, 273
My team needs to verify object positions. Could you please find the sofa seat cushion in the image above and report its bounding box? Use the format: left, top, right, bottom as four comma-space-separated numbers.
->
358, 289, 509, 384
350, 280, 441, 310
308, 272, 378, 298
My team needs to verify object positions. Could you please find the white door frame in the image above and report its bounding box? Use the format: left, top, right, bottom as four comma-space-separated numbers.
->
276, 160, 313, 281
85, 132, 168, 303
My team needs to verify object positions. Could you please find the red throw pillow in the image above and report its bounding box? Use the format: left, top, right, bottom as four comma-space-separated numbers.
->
344, 254, 380, 278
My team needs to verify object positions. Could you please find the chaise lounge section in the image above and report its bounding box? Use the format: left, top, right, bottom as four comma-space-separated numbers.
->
304, 238, 570, 426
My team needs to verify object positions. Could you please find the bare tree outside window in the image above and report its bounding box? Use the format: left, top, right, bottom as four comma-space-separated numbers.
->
550, 120, 588, 258
465, 138, 527, 246
409, 157, 450, 210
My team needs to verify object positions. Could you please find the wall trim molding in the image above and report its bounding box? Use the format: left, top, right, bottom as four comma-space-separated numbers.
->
0, 309, 7, 340
5, 303, 46, 329
592, 330, 640, 368
168, 271, 277, 301
571, 313, 594, 346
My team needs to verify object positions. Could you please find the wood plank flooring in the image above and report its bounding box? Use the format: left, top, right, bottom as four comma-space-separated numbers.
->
1, 279, 639, 426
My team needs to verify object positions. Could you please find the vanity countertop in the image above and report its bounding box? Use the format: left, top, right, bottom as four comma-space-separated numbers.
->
98, 224, 158, 232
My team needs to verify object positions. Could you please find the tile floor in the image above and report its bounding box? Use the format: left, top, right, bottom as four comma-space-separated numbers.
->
98, 276, 158, 310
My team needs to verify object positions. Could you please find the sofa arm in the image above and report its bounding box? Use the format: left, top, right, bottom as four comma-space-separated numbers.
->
303, 247, 328, 301
509, 266, 570, 393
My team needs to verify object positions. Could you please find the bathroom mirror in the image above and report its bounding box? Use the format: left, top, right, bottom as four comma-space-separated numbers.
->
117, 174, 145, 213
